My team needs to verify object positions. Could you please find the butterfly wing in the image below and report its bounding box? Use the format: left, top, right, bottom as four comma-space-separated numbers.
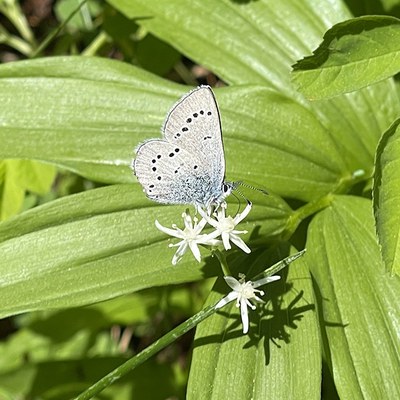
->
133, 86, 226, 206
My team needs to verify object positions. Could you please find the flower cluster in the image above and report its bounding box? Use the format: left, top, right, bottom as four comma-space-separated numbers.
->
156, 202, 252, 265
155, 200, 284, 334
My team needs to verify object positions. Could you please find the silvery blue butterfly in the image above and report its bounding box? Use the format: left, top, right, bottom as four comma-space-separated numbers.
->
132, 86, 233, 208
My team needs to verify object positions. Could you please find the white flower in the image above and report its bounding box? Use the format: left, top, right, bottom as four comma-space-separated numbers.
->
199, 202, 252, 253
216, 274, 281, 334
155, 211, 220, 265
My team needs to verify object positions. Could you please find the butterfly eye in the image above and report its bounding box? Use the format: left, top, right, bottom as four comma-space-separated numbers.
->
223, 184, 230, 193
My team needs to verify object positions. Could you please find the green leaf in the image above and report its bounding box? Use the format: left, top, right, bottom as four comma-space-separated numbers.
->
187, 245, 321, 399
373, 118, 400, 276
0, 184, 292, 318
136, 33, 181, 76
0, 161, 25, 220
291, 16, 400, 99
13, 160, 56, 194
307, 196, 400, 399
55, 0, 101, 31
109, 0, 350, 92
0, 160, 56, 220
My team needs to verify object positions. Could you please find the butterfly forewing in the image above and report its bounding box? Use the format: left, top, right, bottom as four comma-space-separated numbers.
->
133, 86, 226, 206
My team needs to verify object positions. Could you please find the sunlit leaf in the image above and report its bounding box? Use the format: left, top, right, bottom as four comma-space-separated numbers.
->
0, 160, 56, 220
307, 196, 400, 398
373, 118, 400, 276
292, 16, 400, 99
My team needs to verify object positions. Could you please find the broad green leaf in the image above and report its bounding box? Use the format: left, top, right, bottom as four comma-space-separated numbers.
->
292, 16, 400, 99
0, 160, 56, 220
373, 118, 400, 276
109, 0, 349, 93
12, 160, 56, 194
307, 196, 400, 399
307, 80, 398, 174
0, 184, 292, 318
188, 246, 321, 400
0, 57, 353, 201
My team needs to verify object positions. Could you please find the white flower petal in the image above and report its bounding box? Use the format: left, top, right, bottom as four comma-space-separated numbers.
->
233, 202, 252, 224
230, 234, 251, 253
224, 276, 242, 291
188, 241, 202, 263
195, 220, 208, 235
201, 229, 221, 242
222, 232, 232, 250
252, 275, 280, 288
171, 242, 188, 265
155, 220, 183, 238
240, 300, 249, 334
197, 206, 219, 228
215, 291, 238, 309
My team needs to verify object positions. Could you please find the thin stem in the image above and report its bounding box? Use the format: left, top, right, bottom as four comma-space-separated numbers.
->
74, 302, 218, 400
1, 32, 32, 55
81, 30, 110, 56
174, 61, 199, 86
252, 249, 306, 281
31, 0, 88, 58
279, 169, 367, 241
333, 168, 369, 194
213, 248, 231, 276
0, 0, 36, 46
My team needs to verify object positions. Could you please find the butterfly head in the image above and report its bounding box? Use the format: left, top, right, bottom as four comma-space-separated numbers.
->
201, 181, 236, 210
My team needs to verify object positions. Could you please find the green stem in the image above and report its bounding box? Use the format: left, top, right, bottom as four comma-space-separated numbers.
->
333, 168, 370, 194
74, 302, 218, 400
174, 61, 199, 86
281, 169, 368, 241
213, 248, 231, 276
1, 33, 32, 55
0, 0, 36, 47
252, 249, 306, 281
81, 31, 110, 56
282, 193, 333, 241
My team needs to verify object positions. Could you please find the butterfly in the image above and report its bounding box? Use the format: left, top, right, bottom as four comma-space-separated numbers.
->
132, 86, 233, 208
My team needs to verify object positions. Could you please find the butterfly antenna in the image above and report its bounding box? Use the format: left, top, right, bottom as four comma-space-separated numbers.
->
230, 190, 243, 215
234, 181, 269, 197
230, 183, 252, 207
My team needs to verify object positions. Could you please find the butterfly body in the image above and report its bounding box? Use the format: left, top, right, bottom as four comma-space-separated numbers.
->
133, 86, 230, 208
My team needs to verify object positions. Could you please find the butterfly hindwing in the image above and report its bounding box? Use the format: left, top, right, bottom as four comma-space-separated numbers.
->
134, 139, 218, 204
